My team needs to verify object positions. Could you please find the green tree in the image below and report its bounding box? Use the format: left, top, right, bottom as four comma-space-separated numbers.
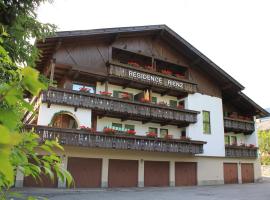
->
0, 0, 72, 199
258, 130, 270, 165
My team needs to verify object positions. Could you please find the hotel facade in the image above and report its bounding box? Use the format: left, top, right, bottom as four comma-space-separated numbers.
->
18, 25, 268, 188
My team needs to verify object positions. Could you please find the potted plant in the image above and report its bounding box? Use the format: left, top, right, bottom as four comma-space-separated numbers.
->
126, 129, 136, 135
164, 134, 173, 139
120, 92, 131, 100
79, 86, 90, 93
103, 127, 116, 135
177, 104, 184, 109
140, 98, 151, 103
128, 61, 140, 68
248, 144, 255, 148
80, 125, 92, 132
144, 65, 154, 71
99, 91, 112, 97
161, 69, 173, 75
146, 132, 157, 138
158, 101, 168, 106
180, 136, 191, 141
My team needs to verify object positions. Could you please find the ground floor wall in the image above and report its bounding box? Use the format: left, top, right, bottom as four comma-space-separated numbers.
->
16, 146, 261, 188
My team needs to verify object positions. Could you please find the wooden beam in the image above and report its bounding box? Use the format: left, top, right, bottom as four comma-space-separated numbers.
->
49, 59, 56, 86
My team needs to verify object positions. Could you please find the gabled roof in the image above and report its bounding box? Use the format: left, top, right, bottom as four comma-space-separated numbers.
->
35, 24, 269, 117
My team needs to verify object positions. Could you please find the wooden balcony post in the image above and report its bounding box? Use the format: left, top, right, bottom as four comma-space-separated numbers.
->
49, 59, 56, 86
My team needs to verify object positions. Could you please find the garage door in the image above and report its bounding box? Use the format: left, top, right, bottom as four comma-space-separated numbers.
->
224, 163, 238, 184
241, 163, 254, 183
144, 161, 169, 187
175, 162, 197, 186
108, 159, 138, 187
67, 157, 102, 188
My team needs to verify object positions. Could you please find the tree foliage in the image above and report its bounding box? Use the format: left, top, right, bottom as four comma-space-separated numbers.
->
258, 130, 270, 165
0, 0, 72, 199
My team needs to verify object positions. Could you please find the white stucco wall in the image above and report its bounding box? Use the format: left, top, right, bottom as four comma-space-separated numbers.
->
97, 117, 183, 139
37, 103, 92, 127
225, 131, 257, 146
185, 93, 225, 157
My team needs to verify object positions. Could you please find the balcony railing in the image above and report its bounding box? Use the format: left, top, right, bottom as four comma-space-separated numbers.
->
225, 145, 258, 158
26, 125, 206, 154
107, 61, 197, 94
224, 117, 255, 134
42, 87, 199, 126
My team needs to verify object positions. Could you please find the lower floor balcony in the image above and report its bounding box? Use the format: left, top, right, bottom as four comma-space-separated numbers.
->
25, 125, 206, 155
225, 145, 258, 158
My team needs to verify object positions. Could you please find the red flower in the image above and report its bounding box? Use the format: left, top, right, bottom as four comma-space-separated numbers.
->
79, 87, 90, 92
144, 65, 154, 71
161, 69, 173, 75
103, 127, 116, 134
248, 144, 255, 148
180, 136, 191, 141
99, 91, 112, 96
126, 130, 136, 135
128, 61, 140, 68
146, 132, 157, 138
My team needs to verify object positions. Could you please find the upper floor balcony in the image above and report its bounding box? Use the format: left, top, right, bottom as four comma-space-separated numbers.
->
25, 125, 206, 155
42, 87, 199, 127
223, 117, 255, 134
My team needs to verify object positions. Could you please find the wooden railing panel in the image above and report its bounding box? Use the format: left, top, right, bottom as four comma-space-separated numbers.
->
224, 117, 255, 134
26, 125, 205, 155
42, 88, 198, 125
225, 146, 257, 158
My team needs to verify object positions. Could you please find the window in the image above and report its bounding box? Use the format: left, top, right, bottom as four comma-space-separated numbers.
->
112, 123, 122, 131
151, 96, 157, 103
169, 100, 177, 108
113, 90, 133, 100
203, 111, 211, 134
181, 130, 186, 137
231, 136, 237, 145
149, 127, 158, 134
160, 129, 168, 138
225, 135, 230, 145
125, 124, 135, 131
72, 83, 95, 93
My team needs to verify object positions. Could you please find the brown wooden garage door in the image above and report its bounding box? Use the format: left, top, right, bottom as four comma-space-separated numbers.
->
108, 159, 138, 187
144, 161, 169, 187
241, 163, 254, 183
175, 162, 197, 186
67, 157, 102, 188
224, 163, 238, 184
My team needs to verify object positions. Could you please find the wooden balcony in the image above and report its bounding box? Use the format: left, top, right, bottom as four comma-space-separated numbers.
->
225, 145, 258, 158
25, 125, 206, 154
223, 117, 255, 134
107, 61, 197, 94
42, 87, 199, 127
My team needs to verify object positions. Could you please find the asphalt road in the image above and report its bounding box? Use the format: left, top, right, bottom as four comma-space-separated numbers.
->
14, 181, 270, 200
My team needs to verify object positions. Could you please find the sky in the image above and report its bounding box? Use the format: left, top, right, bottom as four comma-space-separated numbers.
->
37, 0, 270, 109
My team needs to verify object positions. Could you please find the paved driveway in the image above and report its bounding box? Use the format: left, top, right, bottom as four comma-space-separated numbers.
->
14, 181, 270, 200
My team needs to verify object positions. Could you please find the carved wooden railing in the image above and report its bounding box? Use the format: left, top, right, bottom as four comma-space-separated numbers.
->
224, 117, 255, 134
225, 145, 258, 158
26, 125, 206, 154
41, 87, 199, 126
108, 61, 197, 94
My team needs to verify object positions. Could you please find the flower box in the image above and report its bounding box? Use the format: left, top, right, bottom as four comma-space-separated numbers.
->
103, 127, 116, 135
158, 101, 168, 106
126, 130, 136, 135
128, 61, 140, 68
144, 65, 154, 71
180, 136, 191, 141
140, 98, 151, 103
80, 125, 93, 131
79, 87, 90, 93
161, 69, 173, 75
99, 91, 112, 97
177, 104, 184, 109
164, 134, 173, 139
146, 132, 157, 138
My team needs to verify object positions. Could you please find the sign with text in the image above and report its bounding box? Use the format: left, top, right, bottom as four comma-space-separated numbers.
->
109, 64, 197, 93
